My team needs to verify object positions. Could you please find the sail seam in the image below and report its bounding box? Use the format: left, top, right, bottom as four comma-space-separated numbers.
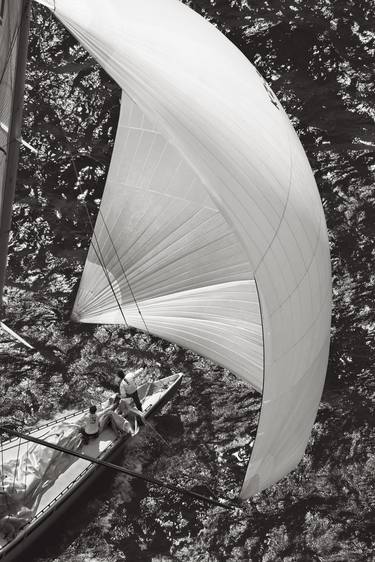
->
253, 120, 294, 276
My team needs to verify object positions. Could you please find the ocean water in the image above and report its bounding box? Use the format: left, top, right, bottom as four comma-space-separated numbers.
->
4, 0, 375, 561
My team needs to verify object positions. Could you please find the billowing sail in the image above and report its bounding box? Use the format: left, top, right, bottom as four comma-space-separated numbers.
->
72, 89, 264, 391
0, 0, 25, 302
41, 0, 332, 498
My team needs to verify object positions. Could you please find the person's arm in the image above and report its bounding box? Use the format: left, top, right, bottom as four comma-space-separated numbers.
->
124, 368, 142, 386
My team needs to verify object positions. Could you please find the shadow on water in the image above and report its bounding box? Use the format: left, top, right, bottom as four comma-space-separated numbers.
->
176, 363, 262, 494
151, 414, 184, 439
14, 414, 185, 562
16, 453, 122, 561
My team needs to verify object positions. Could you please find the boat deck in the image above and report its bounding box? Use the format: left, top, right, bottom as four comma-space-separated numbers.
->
0, 373, 182, 556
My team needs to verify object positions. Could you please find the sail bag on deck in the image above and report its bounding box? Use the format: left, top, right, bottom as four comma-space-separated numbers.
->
37, 0, 332, 499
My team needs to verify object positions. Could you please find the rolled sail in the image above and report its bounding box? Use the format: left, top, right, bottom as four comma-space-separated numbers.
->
42, 0, 332, 498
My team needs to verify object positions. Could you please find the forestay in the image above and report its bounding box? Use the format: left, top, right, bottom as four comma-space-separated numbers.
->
37, 0, 332, 498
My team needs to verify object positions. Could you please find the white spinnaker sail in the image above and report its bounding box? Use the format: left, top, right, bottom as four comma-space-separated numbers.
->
40, 0, 332, 498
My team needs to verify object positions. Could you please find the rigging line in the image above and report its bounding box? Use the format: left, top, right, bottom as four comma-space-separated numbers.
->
72, 123, 148, 328
99, 210, 150, 334
0, 432, 11, 512
95, 105, 150, 333
0, 14, 20, 88
23, 439, 29, 502
2, 427, 239, 511
11, 435, 21, 494
143, 419, 170, 448
66, 146, 129, 327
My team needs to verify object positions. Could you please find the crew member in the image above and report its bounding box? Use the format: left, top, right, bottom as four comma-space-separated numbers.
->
117, 368, 143, 412
81, 404, 100, 442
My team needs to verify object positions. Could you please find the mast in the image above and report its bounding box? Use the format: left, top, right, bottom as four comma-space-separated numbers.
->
0, 0, 31, 314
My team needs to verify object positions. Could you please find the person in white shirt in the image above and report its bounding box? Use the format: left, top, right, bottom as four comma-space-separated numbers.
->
81, 404, 100, 443
117, 368, 143, 412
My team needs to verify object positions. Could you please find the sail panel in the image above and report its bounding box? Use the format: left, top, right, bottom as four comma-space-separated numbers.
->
72, 92, 254, 309
49, 0, 332, 498
77, 278, 263, 392
0, 1, 23, 227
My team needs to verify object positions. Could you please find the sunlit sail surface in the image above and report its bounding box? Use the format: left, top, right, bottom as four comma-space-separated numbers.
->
38, 0, 332, 498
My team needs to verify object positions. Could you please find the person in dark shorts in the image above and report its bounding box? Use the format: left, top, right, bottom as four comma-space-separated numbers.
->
117, 368, 144, 411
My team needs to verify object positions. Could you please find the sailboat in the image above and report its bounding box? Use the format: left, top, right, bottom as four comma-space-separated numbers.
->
0, 0, 332, 558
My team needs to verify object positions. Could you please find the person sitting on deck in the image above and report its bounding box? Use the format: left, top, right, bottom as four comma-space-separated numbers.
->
80, 405, 100, 443
118, 397, 145, 427
97, 396, 134, 437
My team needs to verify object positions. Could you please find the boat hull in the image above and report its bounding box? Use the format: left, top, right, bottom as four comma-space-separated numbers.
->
0, 373, 182, 561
